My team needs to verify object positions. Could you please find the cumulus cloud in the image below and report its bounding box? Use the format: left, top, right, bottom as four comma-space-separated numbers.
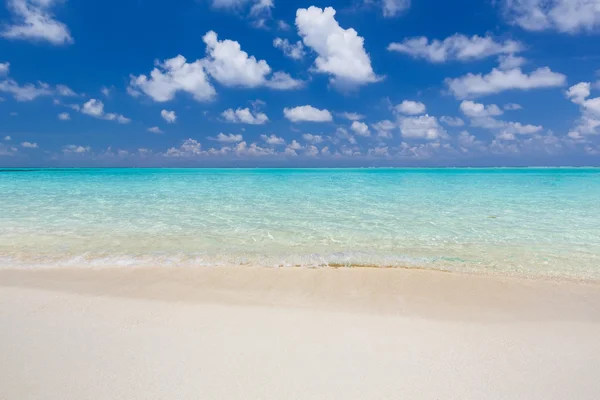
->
566, 82, 600, 136
446, 67, 566, 99
129, 55, 216, 102
165, 138, 203, 157
81, 99, 131, 124
202, 30, 271, 88
372, 119, 396, 138
4, 135, 11, 140
209, 133, 244, 143
222, 107, 268, 124
388, 34, 523, 63
284, 105, 333, 122
380, 0, 410, 17
440, 116, 465, 126
62, 144, 90, 154
504, 103, 523, 110
498, 54, 527, 70
128, 55, 216, 102
339, 112, 365, 121
459, 100, 503, 117
296, 6, 379, 87
273, 38, 305, 60
161, 109, 177, 123
0, 62, 10, 75
502, 0, 600, 33
264, 72, 304, 90
395, 100, 426, 115
0, 73, 74, 101
57, 112, 69, 120
261, 134, 285, 145
302, 133, 324, 143
148, 126, 163, 134
1, 0, 73, 45
350, 120, 370, 137
398, 115, 447, 140
21, 141, 38, 148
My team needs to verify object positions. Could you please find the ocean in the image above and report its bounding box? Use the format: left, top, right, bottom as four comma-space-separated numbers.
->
1, 168, 599, 280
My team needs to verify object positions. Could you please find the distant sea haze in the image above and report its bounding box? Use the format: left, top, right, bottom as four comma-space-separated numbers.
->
1, 168, 599, 280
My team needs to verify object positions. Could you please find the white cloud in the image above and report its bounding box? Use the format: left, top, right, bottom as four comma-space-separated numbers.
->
335, 127, 357, 144
21, 141, 38, 148
129, 55, 215, 102
566, 82, 600, 136
440, 116, 465, 126
459, 100, 504, 117
4, 135, 11, 140
148, 126, 163, 134
210, 0, 273, 16
261, 134, 285, 145
502, 0, 600, 33
0, 78, 71, 101
209, 133, 244, 143
399, 115, 447, 140
264, 72, 304, 90
503, 122, 543, 134
161, 109, 177, 123
302, 133, 323, 143
1, 0, 73, 45
202, 30, 271, 88
57, 112, 69, 120
100, 86, 111, 97
201, 31, 302, 90
296, 6, 379, 87
339, 112, 365, 121
273, 38, 305, 60
62, 144, 90, 154
284, 105, 333, 122
0, 62, 9, 75
446, 67, 566, 99
81, 99, 131, 124
504, 103, 523, 110
277, 20, 291, 31
56, 84, 75, 96
381, 0, 410, 17
388, 34, 523, 63
222, 107, 268, 124
166, 138, 203, 157
498, 54, 526, 70
350, 120, 370, 137
372, 119, 395, 138
395, 100, 426, 115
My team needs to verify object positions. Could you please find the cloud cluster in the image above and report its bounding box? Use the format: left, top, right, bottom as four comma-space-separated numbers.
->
129, 31, 302, 102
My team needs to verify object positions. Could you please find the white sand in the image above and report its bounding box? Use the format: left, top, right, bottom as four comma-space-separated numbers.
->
1, 266, 600, 399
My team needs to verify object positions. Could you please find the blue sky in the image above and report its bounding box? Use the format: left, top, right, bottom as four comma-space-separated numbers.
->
1, 0, 600, 167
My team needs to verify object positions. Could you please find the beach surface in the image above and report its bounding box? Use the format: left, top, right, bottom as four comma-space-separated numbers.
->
1, 266, 600, 399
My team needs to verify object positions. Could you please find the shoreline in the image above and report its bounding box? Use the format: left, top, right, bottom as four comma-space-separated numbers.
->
2, 265, 599, 321
2, 266, 600, 399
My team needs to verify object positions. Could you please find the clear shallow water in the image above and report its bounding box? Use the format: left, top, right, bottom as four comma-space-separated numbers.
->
1, 168, 599, 279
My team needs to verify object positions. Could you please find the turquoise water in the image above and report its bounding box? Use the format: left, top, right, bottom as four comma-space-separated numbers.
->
1, 168, 599, 279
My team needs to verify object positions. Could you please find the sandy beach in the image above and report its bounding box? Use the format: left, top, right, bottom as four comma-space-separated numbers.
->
1, 266, 600, 399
